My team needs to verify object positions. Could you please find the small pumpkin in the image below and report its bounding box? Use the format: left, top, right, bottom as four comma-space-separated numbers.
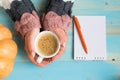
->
0, 24, 17, 80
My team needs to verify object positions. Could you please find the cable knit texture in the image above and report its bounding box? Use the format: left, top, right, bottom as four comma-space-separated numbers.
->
14, 12, 41, 37
6, 0, 36, 21
46, 0, 73, 16
5, 0, 40, 37
43, 11, 71, 32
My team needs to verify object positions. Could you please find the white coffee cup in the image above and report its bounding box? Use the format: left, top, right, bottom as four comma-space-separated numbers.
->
34, 31, 60, 63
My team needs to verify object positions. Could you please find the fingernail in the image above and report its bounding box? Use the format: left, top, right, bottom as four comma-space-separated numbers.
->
32, 52, 35, 57
62, 42, 66, 47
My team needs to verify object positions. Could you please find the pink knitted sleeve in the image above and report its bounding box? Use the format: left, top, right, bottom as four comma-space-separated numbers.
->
14, 12, 41, 38
43, 11, 71, 32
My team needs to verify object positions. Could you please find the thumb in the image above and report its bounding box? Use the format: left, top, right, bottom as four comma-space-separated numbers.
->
52, 46, 66, 61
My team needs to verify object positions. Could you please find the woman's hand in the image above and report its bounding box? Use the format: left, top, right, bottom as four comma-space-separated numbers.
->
15, 11, 69, 67
50, 28, 68, 61
42, 11, 72, 62
24, 27, 68, 67
24, 28, 51, 68
14, 11, 50, 67
24, 28, 68, 67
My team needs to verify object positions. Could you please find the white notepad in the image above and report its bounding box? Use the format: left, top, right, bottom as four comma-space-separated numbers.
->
74, 16, 107, 60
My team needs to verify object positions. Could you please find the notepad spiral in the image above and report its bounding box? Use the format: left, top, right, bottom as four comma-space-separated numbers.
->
74, 56, 106, 60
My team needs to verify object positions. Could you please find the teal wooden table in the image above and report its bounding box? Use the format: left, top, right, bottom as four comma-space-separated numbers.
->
0, 0, 120, 80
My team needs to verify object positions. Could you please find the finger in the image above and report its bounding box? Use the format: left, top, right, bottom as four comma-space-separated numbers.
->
25, 45, 45, 68
32, 11, 39, 20
28, 28, 40, 52
35, 62, 45, 68
24, 35, 37, 64
24, 29, 46, 67
52, 46, 66, 61
25, 33, 46, 67
25, 37, 36, 62
25, 43, 36, 63
25, 47, 36, 64
42, 61, 50, 64
43, 58, 52, 64
25, 31, 34, 52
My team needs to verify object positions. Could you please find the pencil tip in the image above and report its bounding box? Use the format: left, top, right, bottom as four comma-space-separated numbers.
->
85, 50, 88, 54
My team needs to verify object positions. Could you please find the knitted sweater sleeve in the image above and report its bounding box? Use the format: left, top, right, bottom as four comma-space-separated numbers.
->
43, 0, 73, 32
6, 0, 36, 21
3, 0, 41, 37
45, 0, 73, 17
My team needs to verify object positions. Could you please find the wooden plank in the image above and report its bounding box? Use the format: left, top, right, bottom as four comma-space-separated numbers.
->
4, 61, 120, 80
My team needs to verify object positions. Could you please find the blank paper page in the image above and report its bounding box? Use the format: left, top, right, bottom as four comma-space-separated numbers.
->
74, 16, 106, 60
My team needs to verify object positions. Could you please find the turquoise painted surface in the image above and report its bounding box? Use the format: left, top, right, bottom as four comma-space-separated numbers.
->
0, 0, 120, 80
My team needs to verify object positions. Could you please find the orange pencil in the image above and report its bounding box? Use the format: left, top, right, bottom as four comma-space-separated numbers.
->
73, 16, 88, 54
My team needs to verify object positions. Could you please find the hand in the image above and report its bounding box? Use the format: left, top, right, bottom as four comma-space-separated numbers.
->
50, 28, 68, 61
14, 11, 50, 67
40, 11, 72, 66
24, 28, 51, 67
42, 12, 71, 62
25, 28, 68, 67
35, 28, 68, 67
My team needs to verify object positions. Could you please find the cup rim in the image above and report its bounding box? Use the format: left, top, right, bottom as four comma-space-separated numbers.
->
35, 31, 60, 58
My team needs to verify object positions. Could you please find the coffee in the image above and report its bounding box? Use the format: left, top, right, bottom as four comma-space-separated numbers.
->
37, 33, 58, 56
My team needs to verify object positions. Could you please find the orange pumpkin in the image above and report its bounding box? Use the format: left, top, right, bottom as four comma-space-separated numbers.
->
0, 24, 12, 40
0, 24, 17, 80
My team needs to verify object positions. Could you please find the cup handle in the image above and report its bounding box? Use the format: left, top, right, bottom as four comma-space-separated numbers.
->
36, 56, 44, 63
